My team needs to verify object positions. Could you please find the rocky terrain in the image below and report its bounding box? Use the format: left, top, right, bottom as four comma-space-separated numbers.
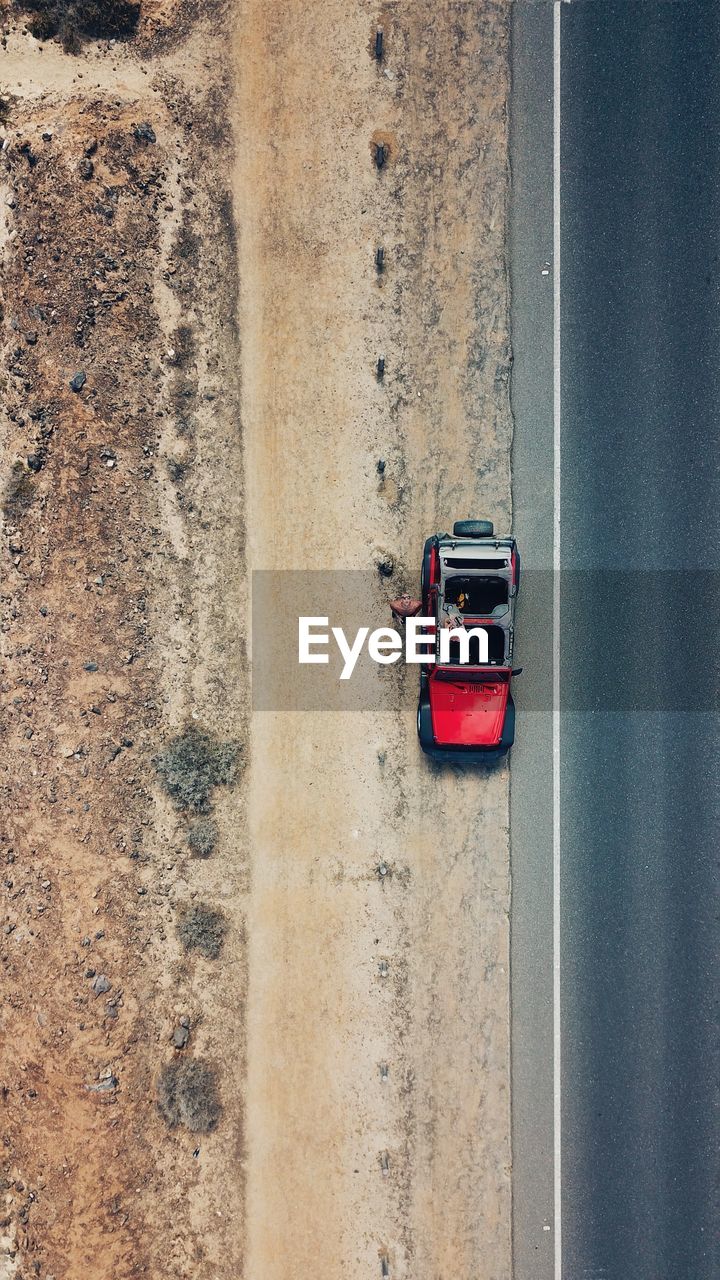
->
1, 4, 246, 1276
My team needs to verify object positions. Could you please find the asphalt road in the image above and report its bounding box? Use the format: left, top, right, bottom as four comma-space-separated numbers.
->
511, 4, 720, 1279
509, 3, 555, 1277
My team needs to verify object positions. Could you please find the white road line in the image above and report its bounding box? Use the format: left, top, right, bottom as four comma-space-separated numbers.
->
553, 5, 563, 1280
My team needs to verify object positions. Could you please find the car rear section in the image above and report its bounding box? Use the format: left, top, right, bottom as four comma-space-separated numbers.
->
418, 670, 516, 762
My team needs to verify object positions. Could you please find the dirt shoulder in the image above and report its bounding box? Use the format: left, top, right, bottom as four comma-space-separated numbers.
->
235, 1, 513, 1277
0, 1, 512, 1277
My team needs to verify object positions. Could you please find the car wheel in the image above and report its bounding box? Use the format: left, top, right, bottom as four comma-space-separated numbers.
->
417, 696, 434, 749
500, 696, 516, 750
453, 519, 494, 538
421, 536, 436, 595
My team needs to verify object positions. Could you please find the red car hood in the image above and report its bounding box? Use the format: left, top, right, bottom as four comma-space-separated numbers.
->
429, 676, 509, 747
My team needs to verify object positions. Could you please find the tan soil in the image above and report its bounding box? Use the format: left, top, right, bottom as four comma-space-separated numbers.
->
236, 4, 513, 1276
0, 1, 512, 1278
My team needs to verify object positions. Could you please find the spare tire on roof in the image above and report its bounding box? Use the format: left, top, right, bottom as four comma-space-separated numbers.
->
453, 519, 494, 538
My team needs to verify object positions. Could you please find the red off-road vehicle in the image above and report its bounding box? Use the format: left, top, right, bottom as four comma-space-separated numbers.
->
417, 519, 521, 762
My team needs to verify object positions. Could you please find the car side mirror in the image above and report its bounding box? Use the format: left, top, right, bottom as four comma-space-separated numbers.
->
512, 667, 523, 676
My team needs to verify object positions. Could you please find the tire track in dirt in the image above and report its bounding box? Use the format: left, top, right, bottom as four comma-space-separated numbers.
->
234, 2, 513, 1276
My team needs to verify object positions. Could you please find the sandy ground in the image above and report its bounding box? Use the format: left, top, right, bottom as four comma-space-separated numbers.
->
238, 3, 513, 1277
0, 1, 512, 1277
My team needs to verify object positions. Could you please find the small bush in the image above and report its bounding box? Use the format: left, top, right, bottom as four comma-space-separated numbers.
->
169, 323, 196, 369
2, 461, 35, 518
154, 726, 240, 813
157, 1058, 221, 1133
187, 818, 218, 859
175, 218, 200, 266
177, 903, 227, 960
16, 0, 141, 51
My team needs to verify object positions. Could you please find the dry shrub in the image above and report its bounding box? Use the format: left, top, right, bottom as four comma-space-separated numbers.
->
157, 1058, 221, 1133
177, 903, 227, 960
154, 726, 240, 813
16, 0, 141, 51
187, 818, 218, 859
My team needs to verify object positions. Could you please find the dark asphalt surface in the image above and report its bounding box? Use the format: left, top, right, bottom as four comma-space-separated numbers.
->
508, 4, 555, 1276
561, 4, 720, 1278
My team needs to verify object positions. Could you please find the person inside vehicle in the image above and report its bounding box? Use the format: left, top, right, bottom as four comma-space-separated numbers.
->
440, 601, 466, 631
